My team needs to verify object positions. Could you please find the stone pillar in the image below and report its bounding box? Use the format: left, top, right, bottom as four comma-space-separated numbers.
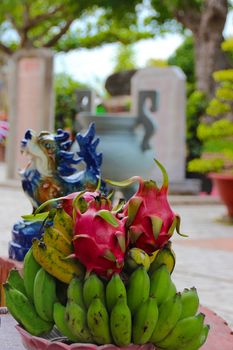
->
6, 49, 54, 179
131, 67, 186, 183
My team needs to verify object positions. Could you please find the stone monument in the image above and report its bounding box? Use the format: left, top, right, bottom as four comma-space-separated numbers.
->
6, 49, 54, 179
131, 67, 187, 188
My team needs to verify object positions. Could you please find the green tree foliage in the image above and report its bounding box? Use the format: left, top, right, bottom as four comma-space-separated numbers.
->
0, 0, 151, 55
146, 58, 168, 67
113, 44, 137, 72
186, 91, 208, 161
188, 37, 233, 174
167, 35, 201, 163
168, 36, 195, 85
145, 0, 232, 96
147, 0, 202, 32
54, 73, 86, 133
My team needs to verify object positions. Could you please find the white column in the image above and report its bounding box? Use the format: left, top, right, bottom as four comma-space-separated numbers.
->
6, 48, 54, 179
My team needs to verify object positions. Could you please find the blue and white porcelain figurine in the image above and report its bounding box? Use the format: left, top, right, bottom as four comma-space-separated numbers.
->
8, 123, 105, 261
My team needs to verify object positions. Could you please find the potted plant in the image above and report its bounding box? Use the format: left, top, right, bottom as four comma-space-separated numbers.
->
188, 38, 233, 221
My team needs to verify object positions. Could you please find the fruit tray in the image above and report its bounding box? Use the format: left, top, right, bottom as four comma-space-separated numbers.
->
16, 325, 158, 350
4, 160, 211, 350
15, 307, 233, 350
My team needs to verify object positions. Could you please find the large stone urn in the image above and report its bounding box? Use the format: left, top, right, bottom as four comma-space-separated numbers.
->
76, 90, 158, 185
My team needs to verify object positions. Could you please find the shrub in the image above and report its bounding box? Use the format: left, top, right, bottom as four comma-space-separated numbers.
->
188, 37, 233, 174
186, 90, 208, 160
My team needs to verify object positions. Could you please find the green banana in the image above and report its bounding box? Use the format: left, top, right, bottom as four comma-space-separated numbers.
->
127, 266, 150, 314
4, 283, 53, 336
180, 287, 199, 319
42, 226, 73, 256
7, 268, 26, 295
83, 273, 105, 308
65, 300, 93, 343
23, 247, 41, 301
53, 302, 79, 342
149, 242, 176, 275
156, 313, 205, 349
32, 239, 84, 283
106, 273, 127, 312
110, 296, 132, 346
150, 264, 172, 305
67, 277, 85, 308
132, 297, 158, 344
87, 298, 112, 344
125, 247, 151, 272
53, 208, 73, 241
176, 324, 210, 350
150, 293, 182, 344
33, 268, 57, 322
166, 280, 177, 300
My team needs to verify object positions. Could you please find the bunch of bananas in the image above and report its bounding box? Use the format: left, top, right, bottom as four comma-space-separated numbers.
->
31, 208, 84, 284
4, 249, 55, 336
4, 207, 209, 349
4, 208, 83, 336
54, 267, 209, 349
5, 259, 209, 349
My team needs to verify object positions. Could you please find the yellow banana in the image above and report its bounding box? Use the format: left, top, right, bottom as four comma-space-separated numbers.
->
132, 297, 158, 344
180, 287, 199, 319
53, 208, 73, 241
83, 273, 105, 308
7, 268, 26, 295
127, 266, 150, 314
150, 264, 172, 305
156, 313, 205, 349
125, 248, 151, 272
53, 302, 79, 342
110, 296, 132, 346
65, 300, 93, 343
32, 239, 84, 284
23, 247, 41, 301
87, 298, 112, 344
149, 249, 160, 263
42, 226, 73, 256
33, 268, 57, 322
106, 273, 127, 312
150, 293, 182, 344
67, 277, 85, 308
149, 242, 176, 275
4, 283, 53, 336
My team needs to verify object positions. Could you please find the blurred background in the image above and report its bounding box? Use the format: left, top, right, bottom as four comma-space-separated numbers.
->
0, 0, 232, 189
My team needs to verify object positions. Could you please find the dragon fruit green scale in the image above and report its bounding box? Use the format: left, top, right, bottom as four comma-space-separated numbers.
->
107, 159, 185, 253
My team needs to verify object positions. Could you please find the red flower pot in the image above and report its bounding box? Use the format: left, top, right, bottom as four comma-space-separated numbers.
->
209, 173, 233, 217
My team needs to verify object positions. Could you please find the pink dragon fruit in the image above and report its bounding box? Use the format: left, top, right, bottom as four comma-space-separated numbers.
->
72, 192, 127, 278
60, 191, 111, 217
107, 159, 186, 253
33, 190, 107, 217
